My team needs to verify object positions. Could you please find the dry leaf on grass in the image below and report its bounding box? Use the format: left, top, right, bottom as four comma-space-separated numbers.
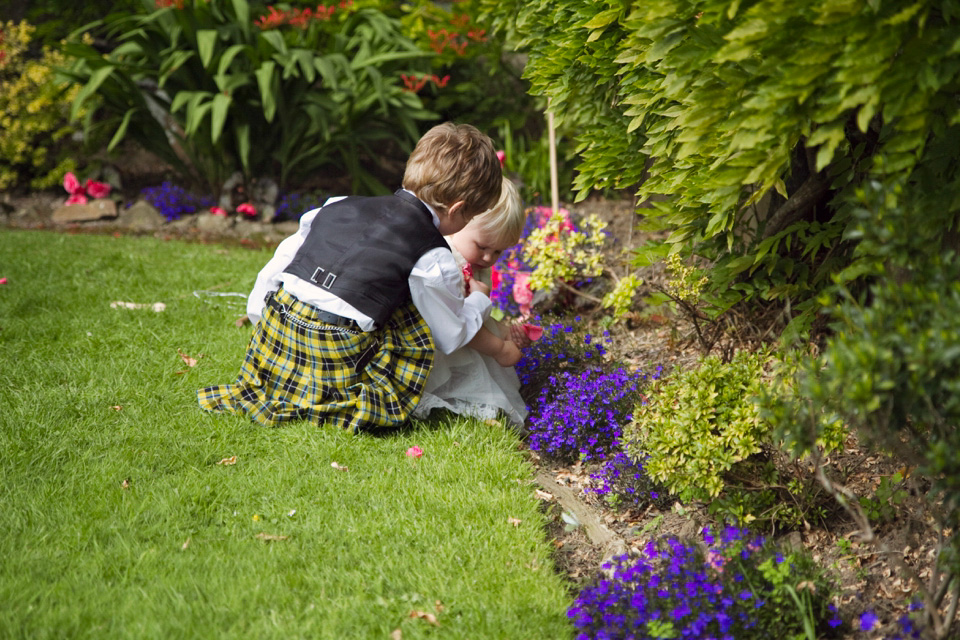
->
255, 533, 289, 542
389, 630, 402, 640
120, 478, 131, 489
331, 462, 349, 472
408, 611, 440, 626
110, 405, 122, 411
217, 456, 238, 466
508, 517, 522, 527
178, 349, 199, 367
181, 537, 191, 550
534, 489, 554, 501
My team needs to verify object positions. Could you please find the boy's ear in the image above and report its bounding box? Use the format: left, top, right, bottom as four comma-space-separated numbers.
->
446, 200, 467, 219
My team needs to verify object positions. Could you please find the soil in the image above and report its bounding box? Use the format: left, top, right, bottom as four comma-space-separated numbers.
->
1, 188, 954, 640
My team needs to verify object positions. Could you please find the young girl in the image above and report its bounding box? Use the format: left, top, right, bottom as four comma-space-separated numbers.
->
413, 179, 531, 426
197, 123, 520, 433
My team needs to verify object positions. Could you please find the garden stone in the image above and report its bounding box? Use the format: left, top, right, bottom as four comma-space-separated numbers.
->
195, 211, 234, 234
118, 200, 166, 231
219, 171, 244, 210
233, 218, 266, 237
52, 198, 118, 223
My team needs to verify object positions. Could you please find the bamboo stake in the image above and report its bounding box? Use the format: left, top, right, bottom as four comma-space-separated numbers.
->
547, 104, 560, 213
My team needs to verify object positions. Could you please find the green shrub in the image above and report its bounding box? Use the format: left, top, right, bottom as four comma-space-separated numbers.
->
0, 20, 89, 192
477, 0, 960, 338
625, 351, 770, 503
62, 0, 435, 195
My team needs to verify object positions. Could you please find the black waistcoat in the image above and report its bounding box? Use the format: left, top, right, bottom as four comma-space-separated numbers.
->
283, 190, 448, 327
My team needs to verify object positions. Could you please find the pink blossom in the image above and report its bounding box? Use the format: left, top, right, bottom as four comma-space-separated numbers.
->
521, 323, 543, 342
496, 150, 506, 168
461, 263, 474, 282
490, 267, 501, 290
84, 179, 112, 199
209, 206, 228, 217
65, 193, 88, 205
0, 278, 8, 285
512, 272, 533, 316
405, 446, 423, 459
236, 202, 257, 217
63, 172, 82, 195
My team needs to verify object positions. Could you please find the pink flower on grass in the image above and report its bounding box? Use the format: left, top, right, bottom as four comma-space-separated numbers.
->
512, 272, 533, 316
406, 446, 423, 459
236, 202, 257, 218
0, 277, 8, 285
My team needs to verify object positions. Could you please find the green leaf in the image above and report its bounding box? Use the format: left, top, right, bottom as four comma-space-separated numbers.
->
71, 65, 115, 122
210, 92, 232, 144
197, 30, 218, 70
107, 109, 135, 152
254, 61, 278, 122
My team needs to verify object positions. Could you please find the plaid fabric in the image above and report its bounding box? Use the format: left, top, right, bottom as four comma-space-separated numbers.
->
197, 287, 434, 432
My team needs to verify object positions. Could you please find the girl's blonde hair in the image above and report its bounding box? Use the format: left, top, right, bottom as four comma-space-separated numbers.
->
465, 178, 525, 247
403, 122, 502, 217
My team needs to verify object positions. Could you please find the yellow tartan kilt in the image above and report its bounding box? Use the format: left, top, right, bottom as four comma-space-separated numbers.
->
197, 288, 434, 432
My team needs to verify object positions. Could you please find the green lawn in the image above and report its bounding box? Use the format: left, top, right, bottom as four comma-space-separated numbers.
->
0, 229, 572, 639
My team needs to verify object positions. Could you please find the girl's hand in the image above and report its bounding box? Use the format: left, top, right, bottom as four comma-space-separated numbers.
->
509, 321, 532, 348
467, 276, 491, 297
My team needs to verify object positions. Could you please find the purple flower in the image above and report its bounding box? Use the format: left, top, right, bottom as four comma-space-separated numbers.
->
860, 610, 880, 631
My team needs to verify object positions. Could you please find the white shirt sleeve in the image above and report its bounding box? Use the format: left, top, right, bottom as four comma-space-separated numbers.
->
410, 246, 492, 355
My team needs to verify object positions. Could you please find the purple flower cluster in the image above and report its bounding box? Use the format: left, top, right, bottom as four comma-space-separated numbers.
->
274, 191, 325, 222
515, 320, 612, 405
569, 526, 838, 640
587, 451, 673, 510
141, 182, 214, 221
527, 366, 646, 462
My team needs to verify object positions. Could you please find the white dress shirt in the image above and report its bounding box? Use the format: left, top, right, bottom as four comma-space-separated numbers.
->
246, 194, 491, 355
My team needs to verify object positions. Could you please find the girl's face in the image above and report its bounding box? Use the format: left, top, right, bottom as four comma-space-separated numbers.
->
451, 224, 513, 269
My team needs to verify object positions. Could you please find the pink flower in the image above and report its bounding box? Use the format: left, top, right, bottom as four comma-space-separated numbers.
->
521, 323, 543, 342
491, 267, 501, 291
512, 272, 533, 316
0, 278, 8, 285
236, 202, 257, 217
461, 263, 474, 282
406, 446, 423, 459
84, 179, 112, 199
63, 171, 83, 196
65, 193, 88, 205
496, 150, 506, 168
209, 206, 228, 217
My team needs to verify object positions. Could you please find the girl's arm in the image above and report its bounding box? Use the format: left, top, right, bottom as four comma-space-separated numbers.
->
467, 325, 522, 366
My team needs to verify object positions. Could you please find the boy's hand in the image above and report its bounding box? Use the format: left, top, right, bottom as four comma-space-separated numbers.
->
467, 276, 491, 297
494, 339, 522, 367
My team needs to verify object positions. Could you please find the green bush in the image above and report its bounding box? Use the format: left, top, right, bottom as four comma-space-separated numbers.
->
61, 0, 435, 195
477, 0, 960, 336
0, 20, 90, 192
625, 351, 770, 503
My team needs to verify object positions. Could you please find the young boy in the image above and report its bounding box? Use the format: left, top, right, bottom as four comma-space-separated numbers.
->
197, 123, 520, 432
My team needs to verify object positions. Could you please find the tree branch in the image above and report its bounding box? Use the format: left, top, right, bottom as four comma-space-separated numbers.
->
762, 172, 831, 240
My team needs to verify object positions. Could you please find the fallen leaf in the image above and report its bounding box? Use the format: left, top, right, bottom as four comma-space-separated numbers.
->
484, 419, 502, 427
110, 405, 123, 411
181, 537, 191, 550
331, 461, 349, 472
435, 600, 445, 613
255, 533, 289, 542
121, 478, 131, 489
218, 456, 238, 466
408, 611, 440, 627
534, 489, 554, 501
389, 631, 402, 640
508, 517, 522, 527
178, 349, 199, 367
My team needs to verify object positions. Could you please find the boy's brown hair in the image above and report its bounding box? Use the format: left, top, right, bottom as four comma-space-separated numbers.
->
403, 122, 502, 218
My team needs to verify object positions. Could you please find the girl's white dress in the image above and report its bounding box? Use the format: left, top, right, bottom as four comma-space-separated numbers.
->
412, 241, 529, 426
